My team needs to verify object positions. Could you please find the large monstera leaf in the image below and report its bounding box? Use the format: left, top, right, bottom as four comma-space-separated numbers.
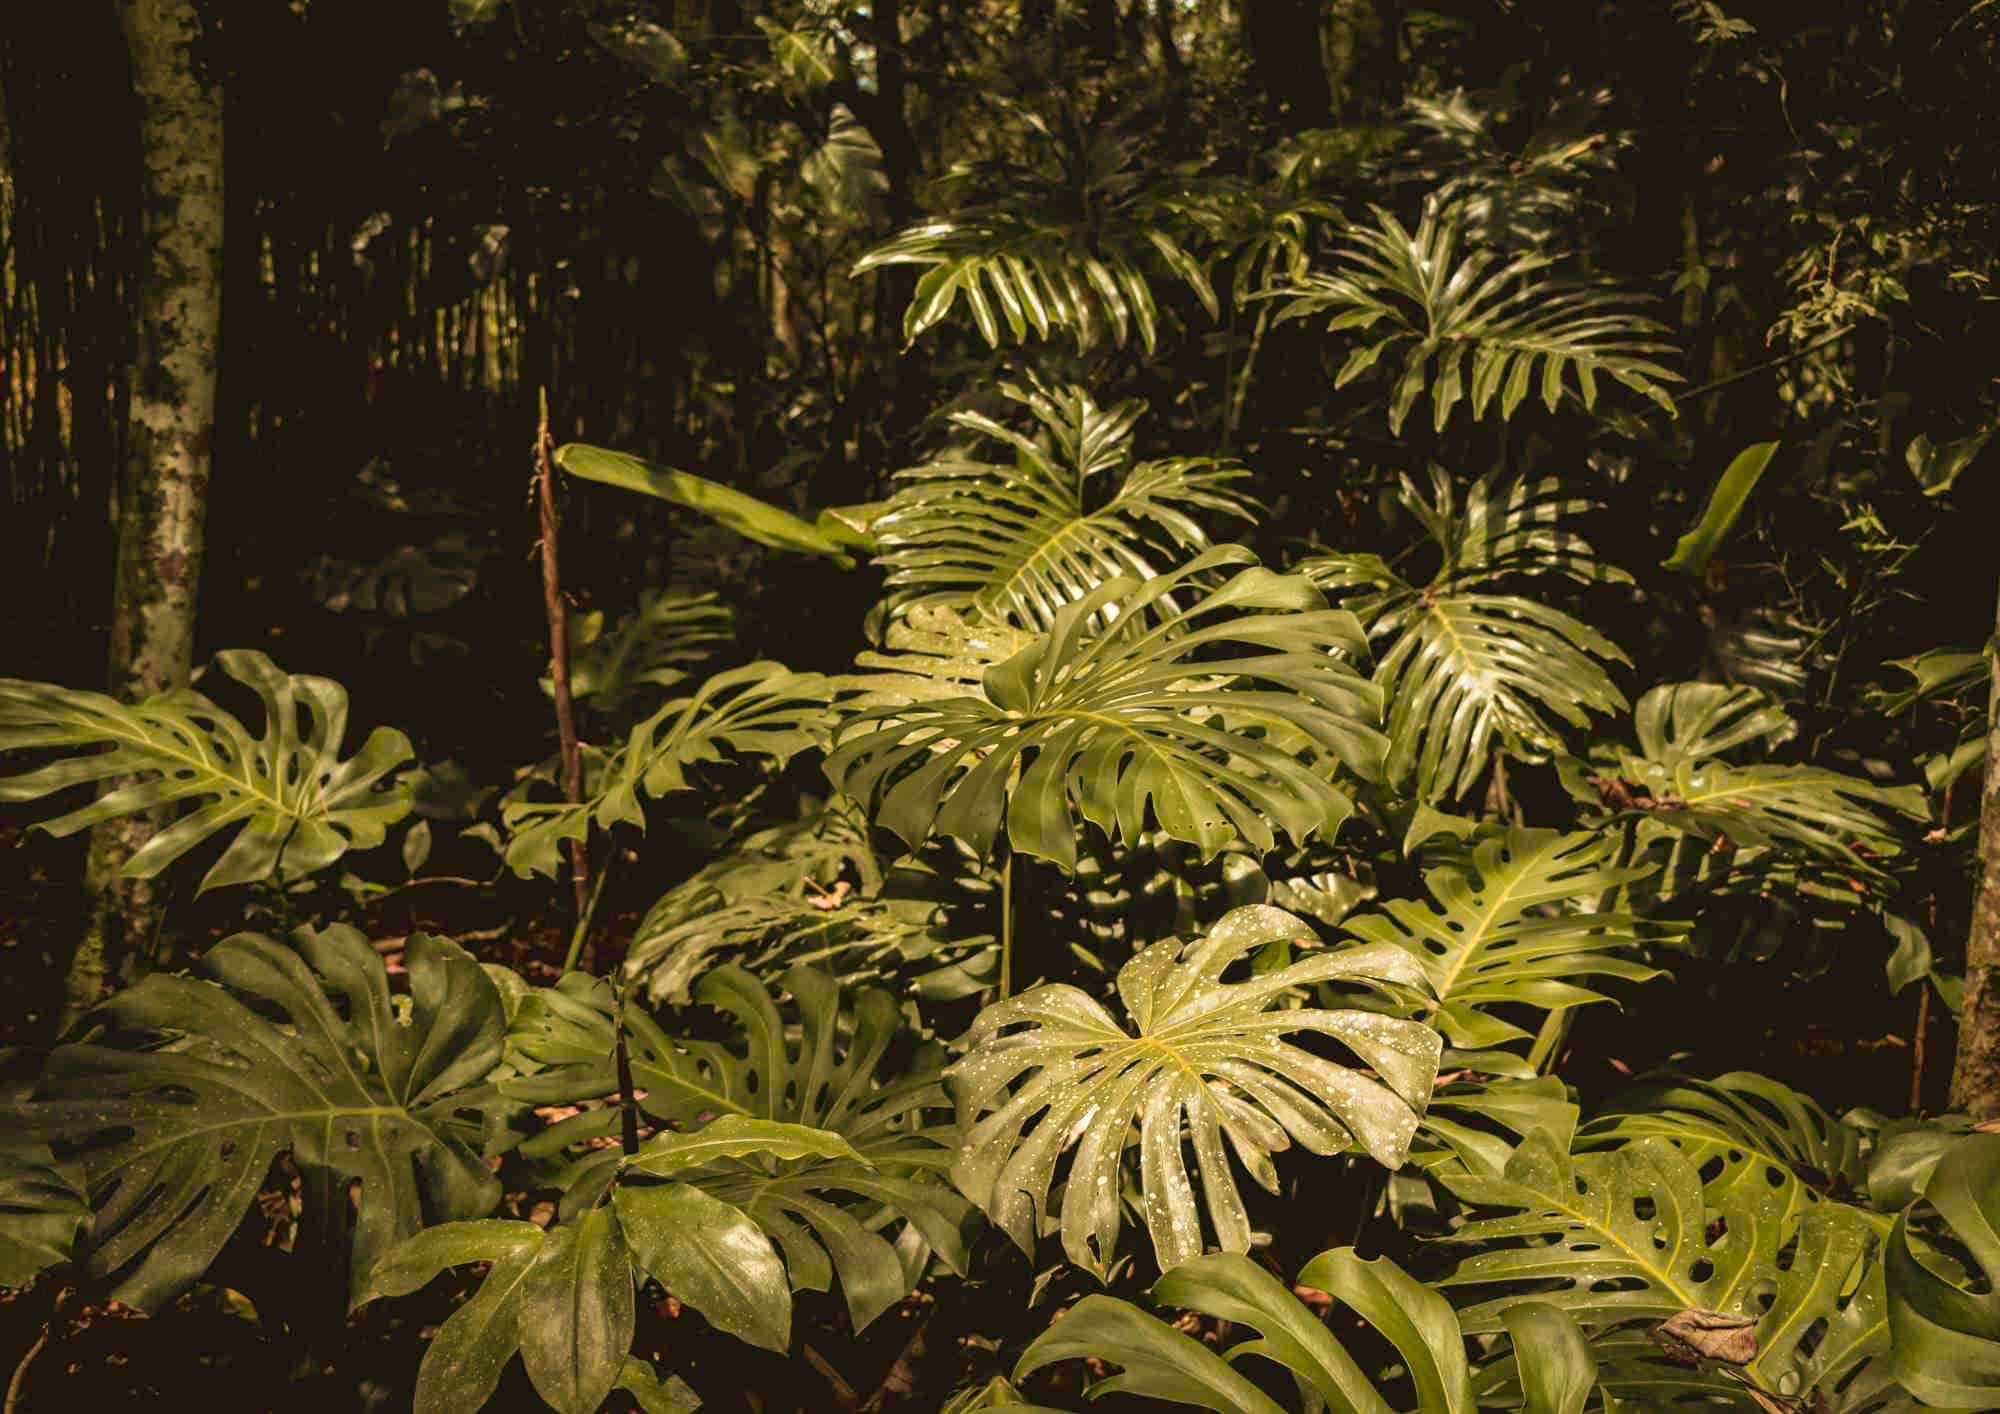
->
871, 377, 1257, 634
1339, 827, 1669, 1057
1434, 1129, 1891, 1406
14, 926, 505, 1310
1263, 191, 1680, 433
1885, 1133, 2000, 1409
1304, 470, 1630, 802
948, 905, 1442, 1277
502, 964, 977, 1335
827, 547, 1387, 871
504, 661, 834, 878
1010, 1249, 1493, 1414
0, 649, 412, 892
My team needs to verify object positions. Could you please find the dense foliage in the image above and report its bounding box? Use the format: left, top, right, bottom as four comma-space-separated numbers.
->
5, 1, 2000, 1411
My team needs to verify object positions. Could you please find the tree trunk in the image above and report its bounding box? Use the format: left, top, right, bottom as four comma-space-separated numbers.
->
65, 0, 223, 1031
1951, 587, 2000, 1118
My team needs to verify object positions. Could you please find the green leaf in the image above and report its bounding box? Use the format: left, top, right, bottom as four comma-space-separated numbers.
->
949, 905, 1441, 1276
629, 1116, 872, 1177
504, 662, 834, 878
358, 1221, 547, 1414
1434, 1129, 1889, 1400
1263, 193, 1680, 432
1502, 1303, 1596, 1414
615, 1184, 791, 1352
1305, 471, 1630, 802
1296, 1248, 1477, 1414
1013, 1294, 1289, 1414
0, 1141, 90, 1288
829, 547, 1387, 871
0, 650, 413, 892
618, 1358, 703, 1413
1906, 422, 1996, 497
1885, 1134, 2000, 1408
555, 444, 857, 565
506, 964, 975, 1334
20, 928, 504, 1311
1341, 828, 1668, 1055
870, 376, 1258, 633
518, 1207, 635, 1414
1149, 1253, 1397, 1414
1662, 441, 1780, 577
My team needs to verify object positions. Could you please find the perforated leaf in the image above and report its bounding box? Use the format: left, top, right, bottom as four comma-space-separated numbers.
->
949, 905, 1441, 1276
19, 927, 504, 1311
0, 650, 412, 892
828, 547, 1387, 871
1433, 1130, 1889, 1401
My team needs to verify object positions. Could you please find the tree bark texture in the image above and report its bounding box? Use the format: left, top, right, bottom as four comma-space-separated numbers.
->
66, 0, 223, 1031
1950, 589, 2000, 1117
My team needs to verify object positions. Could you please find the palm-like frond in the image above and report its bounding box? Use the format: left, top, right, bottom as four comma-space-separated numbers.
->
827, 548, 1387, 870
1262, 192, 1679, 432
852, 126, 1230, 353
1340, 827, 1670, 1057
0, 650, 412, 892
1560, 683, 1927, 903
872, 377, 1258, 633
1303, 469, 1630, 802
503, 662, 834, 879
949, 904, 1441, 1276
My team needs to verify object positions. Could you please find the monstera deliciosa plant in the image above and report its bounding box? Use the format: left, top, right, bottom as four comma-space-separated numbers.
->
4, 152, 1999, 1414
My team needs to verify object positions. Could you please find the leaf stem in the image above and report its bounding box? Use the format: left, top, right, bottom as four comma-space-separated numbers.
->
999, 842, 1015, 1001
561, 847, 615, 976
536, 386, 592, 956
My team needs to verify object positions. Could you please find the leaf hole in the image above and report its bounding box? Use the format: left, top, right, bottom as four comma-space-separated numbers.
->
1689, 1258, 1714, 1283
1697, 1157, 1724, 1185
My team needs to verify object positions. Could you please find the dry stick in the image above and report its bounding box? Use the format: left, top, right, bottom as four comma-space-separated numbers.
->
535, 386, 592, 968
1914, 783, 1957, 1113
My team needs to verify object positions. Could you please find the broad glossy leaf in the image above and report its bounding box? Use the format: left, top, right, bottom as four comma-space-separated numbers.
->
504, 662, 834, 878
629, 1116, 870, 1177
1341, 828, 1667, 1055
949, 905, 1441, 1276
1885, 1134, 2000, 1408
871, 377, 1257, 633
518, 1207, 635, 1414
1435, 1130, 1888, 1400
0, 650, 412, 892
1296, 1248, 1477, 1414
1501, 1303, 1596, 1414
20, 927, 504, 1311
1264, 193, 1679, 432
619, 1358, 703, 1413
555, 444, 857, 564
357, 1221, 547, 1414
1579, 1071, 1871, 1230
1013, 1293, 1289, 1414
830, 547, 1387, 871
506, 964, 974, 1333
0, 1140, 89, 1288
615, 1183, 790, 1352
1663, 441, 1780, 577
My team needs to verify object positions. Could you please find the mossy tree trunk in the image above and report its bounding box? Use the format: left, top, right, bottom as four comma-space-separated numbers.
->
1951, 586, 2000, 1118
64, 0, 224, 1031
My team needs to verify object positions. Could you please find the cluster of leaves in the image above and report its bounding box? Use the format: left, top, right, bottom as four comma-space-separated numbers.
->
7, 56, 2000, 1410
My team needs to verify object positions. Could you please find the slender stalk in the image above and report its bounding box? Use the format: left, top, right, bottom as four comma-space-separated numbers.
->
612, 976, 642, 1159
999, 843, 1016, 1001
560, 848, 614, 976
535, 388, 592, 958
1226, 304, 1271, 448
